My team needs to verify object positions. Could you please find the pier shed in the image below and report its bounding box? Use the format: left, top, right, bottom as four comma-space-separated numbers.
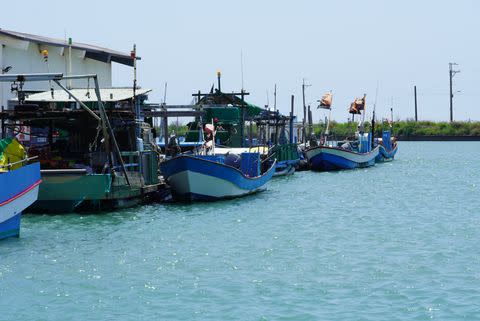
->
0, 28, 134, 109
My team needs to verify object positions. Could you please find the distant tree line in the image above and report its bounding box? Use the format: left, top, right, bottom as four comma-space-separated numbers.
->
163, 120, 480, 139
315, 120, 480, 138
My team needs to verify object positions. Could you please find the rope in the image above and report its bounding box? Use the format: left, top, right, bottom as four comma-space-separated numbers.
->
89, 122, 102, 152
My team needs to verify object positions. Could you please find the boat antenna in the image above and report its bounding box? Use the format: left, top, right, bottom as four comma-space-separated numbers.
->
273, 84, 277, 112
325, 91, 332, 136
374, 81, 379, 116
240, 50, 244, 91
372, 81, 379, 131
360, 93, 366, 133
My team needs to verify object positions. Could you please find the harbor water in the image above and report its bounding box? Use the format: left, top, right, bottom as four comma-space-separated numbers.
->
1, 142, 479, 320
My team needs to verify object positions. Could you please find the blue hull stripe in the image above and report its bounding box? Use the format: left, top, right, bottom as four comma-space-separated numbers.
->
309, 148, 377, 171
161, 155, 276, 191
0, 163, 41, 204
0, 163, 40, 240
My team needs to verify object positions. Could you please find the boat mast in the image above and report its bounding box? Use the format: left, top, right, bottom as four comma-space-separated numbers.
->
359, 94, 366, 133
212, 118, 216, 155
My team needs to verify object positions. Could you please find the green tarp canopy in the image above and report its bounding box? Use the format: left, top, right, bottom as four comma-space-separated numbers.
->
196, 91, 264, 118
245, 102, 263, 117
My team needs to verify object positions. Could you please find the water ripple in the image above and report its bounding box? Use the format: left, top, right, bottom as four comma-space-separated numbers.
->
0, 142, 480, 320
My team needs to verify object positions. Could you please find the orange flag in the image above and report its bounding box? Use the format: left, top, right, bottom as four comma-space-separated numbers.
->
318, 91, 332, 109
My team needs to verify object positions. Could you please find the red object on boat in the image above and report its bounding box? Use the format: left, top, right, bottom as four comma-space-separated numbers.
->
204, 124, 214, 134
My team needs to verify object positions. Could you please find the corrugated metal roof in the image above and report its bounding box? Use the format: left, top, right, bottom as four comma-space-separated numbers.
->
22, 88, 151, 102
0, 28, 134, 66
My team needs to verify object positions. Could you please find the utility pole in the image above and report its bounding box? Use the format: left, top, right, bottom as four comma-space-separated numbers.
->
302, 79, 311, 144
414, 85, 418, 122
449, 62, 460, 122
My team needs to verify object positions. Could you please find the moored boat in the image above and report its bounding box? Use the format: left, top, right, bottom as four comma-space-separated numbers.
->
307, 93, 380, 171
160, 152, 276, 201
306, 136, 379, 171
0, 138, 41, 239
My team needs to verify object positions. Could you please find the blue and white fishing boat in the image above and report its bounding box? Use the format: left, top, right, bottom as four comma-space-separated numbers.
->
306, 133, 379, 171
160, 152, 276, 201
0, 138, 41, 239
307, 93, 380, 171
375, 130, 398, 162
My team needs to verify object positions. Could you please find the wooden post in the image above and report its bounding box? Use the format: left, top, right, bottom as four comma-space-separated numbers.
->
302, 80, 306, 144
162, 104, 168, 153
240, 90, 245, 147
414, 85, 418, 122
307, 105, 312, 138
290, 95, 294, 143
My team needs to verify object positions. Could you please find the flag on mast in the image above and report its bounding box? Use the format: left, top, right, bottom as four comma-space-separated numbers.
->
318, 91, 332, 109
349, 95, 366, 114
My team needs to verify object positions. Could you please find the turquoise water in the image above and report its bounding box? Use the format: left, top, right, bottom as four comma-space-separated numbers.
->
1, 142, 480, 320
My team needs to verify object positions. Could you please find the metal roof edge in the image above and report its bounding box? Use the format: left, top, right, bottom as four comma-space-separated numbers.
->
0, 28, 134, 67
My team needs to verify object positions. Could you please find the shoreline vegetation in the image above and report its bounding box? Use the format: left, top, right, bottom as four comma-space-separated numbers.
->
315, 120, 480, 140
166, 121, 480, 141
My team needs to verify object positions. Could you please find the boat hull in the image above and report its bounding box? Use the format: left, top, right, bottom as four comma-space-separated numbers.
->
0, 163, 41, 239
161, 155, 276, 201
375, 144, 398, 162
306, 146, 379, 171
29, 171, 145, 213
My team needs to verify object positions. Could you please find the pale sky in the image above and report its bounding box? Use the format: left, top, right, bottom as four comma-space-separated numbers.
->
3, 0, 479, 122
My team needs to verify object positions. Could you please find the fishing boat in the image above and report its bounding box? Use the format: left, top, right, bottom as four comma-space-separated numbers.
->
306, 135, 379, 171
161, 120, 276, 201
160, 152, 276, 201
307, 94, 379, 171
0, 138, 41, 239
152, 72, 298, 177
375, 130, 398, 162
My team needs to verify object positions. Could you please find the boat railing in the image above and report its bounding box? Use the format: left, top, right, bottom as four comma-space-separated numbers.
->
0, 156, 38, 171
261, 152, 276, 165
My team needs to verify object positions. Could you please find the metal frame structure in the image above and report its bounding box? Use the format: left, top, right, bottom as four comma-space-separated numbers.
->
0, 72, 130, 185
